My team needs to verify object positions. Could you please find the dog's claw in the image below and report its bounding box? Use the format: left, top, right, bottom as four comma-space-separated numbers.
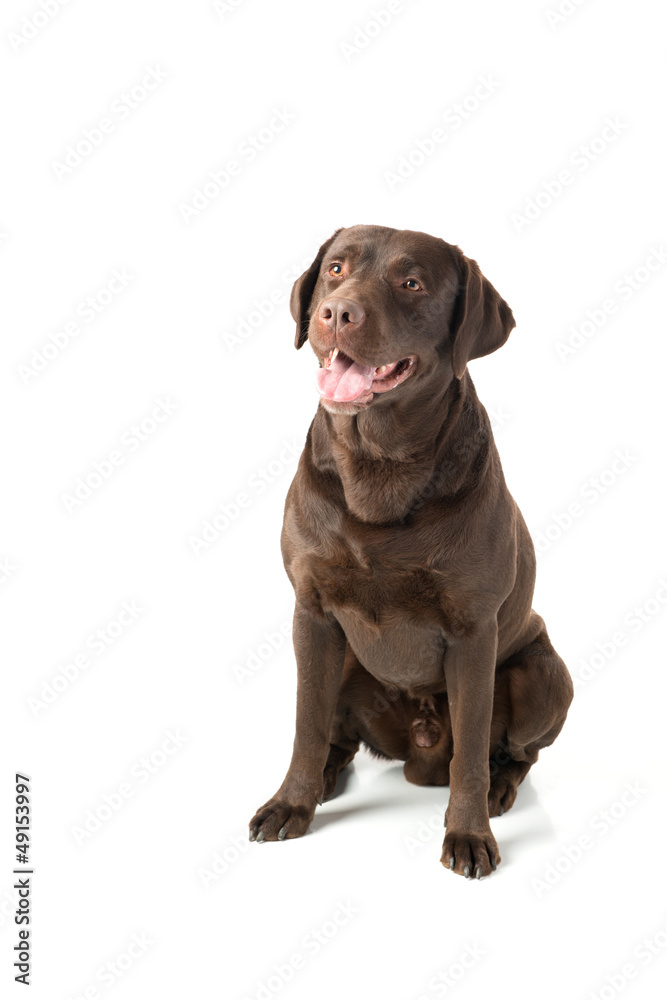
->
256, 831, 265, 843
249, 831, 256, 842
449, 856, 455, 870
491, 858, 497, 870
499, 805, 504, 816
277, 827, 287, 840
464, 865, 470, 879
475, 865, 482, 879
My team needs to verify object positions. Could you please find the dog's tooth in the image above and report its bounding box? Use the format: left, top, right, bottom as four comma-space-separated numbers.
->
377, 365, 387, 374
331, 347, 339, 362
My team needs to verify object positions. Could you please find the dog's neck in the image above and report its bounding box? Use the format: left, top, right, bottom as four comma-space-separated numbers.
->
310, 372, 493, 523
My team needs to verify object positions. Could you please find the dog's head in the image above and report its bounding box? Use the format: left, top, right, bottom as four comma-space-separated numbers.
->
290, 225, 515, 414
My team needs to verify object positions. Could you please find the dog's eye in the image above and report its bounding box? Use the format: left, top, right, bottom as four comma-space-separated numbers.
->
404, 279, 421, 290
329, 263, 343, 276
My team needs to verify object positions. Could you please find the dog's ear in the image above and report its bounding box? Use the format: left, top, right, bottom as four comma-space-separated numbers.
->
290, 230, 341, 349
449, 252, 515, 379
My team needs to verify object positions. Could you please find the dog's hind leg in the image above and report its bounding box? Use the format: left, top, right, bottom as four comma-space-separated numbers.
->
322, 741, 360, 801
487, 617, 573, 816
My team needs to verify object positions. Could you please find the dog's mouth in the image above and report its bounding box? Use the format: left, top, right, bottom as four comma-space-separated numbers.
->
316, 348, 417, 404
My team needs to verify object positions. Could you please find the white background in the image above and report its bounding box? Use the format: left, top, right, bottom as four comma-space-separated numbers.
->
2, 1, 666, 998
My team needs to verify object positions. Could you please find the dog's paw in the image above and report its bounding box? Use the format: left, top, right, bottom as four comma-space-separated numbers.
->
487, 772, 519, 817
441, 828, 500, 879
322, 766, 339, 803
249, 798, 315, 843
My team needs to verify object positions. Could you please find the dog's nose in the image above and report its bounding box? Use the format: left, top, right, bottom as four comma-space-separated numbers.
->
318, 297, 365, 333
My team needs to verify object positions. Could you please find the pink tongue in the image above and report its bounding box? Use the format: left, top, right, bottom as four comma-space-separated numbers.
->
317, 353, 375, 402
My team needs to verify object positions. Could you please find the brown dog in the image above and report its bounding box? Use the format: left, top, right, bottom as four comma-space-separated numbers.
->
249, 225, 573, 878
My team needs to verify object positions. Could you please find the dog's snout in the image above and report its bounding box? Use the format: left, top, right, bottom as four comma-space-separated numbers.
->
318, 297, 365, 333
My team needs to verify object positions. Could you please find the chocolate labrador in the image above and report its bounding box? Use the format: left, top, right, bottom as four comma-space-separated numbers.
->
248, 225, 573, 878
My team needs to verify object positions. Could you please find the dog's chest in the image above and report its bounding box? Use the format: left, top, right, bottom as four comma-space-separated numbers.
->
313, 559, 455, 691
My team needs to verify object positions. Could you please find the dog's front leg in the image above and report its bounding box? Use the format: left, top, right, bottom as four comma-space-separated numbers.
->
249, 604, 346, 842
441, 621, 501, 878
